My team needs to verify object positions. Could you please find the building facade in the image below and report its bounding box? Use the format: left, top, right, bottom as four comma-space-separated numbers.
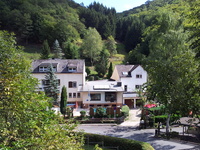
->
32, 59, 85, 106
111, 65, 147, 108
78, 80, 124, 108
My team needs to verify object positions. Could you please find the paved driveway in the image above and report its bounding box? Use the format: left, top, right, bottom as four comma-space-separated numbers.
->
76, 109, 200, 150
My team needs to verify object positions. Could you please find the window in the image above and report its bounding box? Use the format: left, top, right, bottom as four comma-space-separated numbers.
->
39, 67, 48, 72
68, 81, 77, 88
136, 74, 142, 78
90, 94, 101, 101
135, 85, 142, 89
39, 67, 56, 72
69, 93, 72, 98
124, 85, 127, 92
105, 92, 117, 102
68, 67, 77, 72
77, 93, 81, 98
73, 93, 76, 98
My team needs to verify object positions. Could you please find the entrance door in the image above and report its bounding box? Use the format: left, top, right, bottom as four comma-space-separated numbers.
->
125, 99, 134, 108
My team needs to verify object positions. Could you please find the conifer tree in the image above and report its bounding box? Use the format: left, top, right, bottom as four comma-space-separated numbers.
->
44, 64, 59, 105
53, 39, 62, 59
107, 62, 113, 79
60, 86, 67, 118
40, 39, 50, 59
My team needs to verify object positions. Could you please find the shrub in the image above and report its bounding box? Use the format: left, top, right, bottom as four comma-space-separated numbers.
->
95, 107, 106, 118
80, 110, 86, 118
84, 133, 154, 150
121, 105, 130, 117
154, 115, 167, 124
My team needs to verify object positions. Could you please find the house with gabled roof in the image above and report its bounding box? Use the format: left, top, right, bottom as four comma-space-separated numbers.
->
111, 65, 147, 108
32, 59, 86, 107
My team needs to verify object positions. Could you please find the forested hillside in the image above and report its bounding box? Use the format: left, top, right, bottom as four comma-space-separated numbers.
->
0, 0, 199, 71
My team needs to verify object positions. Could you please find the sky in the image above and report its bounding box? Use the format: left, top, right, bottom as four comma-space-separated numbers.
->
73, 0, 147, 12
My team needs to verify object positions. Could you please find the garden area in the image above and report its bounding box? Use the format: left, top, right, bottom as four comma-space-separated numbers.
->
63, 105, 130, 124
140, 103, 200, 142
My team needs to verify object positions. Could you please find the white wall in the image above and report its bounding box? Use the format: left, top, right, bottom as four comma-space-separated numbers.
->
32, 73, 84, 102
121, 66, 147, 92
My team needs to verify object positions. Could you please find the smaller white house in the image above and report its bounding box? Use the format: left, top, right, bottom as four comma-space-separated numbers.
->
78, 80, 124, 108
111, 65, 147, 108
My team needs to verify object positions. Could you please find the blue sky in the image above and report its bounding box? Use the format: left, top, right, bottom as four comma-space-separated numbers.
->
73, 0, 147, 12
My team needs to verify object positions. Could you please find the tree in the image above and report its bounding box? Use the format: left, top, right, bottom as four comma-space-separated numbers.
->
60, 86, 67, 118
95, 48, 109, 78
142, 11, 200, 135
104, 36, 117, 56
0, 30, 84, 149
63, 40, 80, 59
53, 39, 63, 59
107, 62, 113, 79
44, 64, 60, 105
81, 27, 103, 66
40, 39, 51, 59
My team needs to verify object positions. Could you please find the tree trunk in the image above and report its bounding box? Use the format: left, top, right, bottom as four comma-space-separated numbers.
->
166, 113, 171, 138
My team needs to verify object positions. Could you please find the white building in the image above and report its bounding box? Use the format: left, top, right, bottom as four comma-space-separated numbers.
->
111, 65, 147, 108
32, 59, 147, 109
78, 80, 124, 108
32, 59, 85, 106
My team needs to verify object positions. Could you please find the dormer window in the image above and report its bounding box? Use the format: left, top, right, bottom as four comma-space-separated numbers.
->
39, 66, 48, 72
39, 66, 56, 72
39, 63, 57, 72
68, 67, 77, 72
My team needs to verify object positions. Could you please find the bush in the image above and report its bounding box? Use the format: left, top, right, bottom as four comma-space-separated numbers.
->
95, 107, 107, 118
80, 110, 86, 118
84, 133, 154, 150
154, 115, 167, 124
121, 105, 130, 117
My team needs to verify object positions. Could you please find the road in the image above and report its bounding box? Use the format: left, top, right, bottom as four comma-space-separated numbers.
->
76, 109, 200, 150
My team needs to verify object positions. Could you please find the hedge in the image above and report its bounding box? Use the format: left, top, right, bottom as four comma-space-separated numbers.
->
84, 133, 154, 150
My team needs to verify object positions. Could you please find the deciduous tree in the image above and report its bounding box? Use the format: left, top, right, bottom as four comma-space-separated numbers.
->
0, 30, 84, 149
81, 27, 103, 66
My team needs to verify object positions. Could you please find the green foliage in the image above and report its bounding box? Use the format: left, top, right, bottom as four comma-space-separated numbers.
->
60, 86, 67, 117
0, 0, 85, 44
95, 107, 107, 118
86, 67, 91, 76
121, 105, 130, 117
104, 36, 117, 56
81, 27, 103, 66
79, 2, 117, 39
63, 40, 80, 59
0, 30, 84, 149
95, 48, 109, 78
44, 64, 60, 105
84, 133, 154, 150
40, 39, 51, 59
53, 39, 63, 59
80, 110, 86, 118
107, 62, 113, 79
